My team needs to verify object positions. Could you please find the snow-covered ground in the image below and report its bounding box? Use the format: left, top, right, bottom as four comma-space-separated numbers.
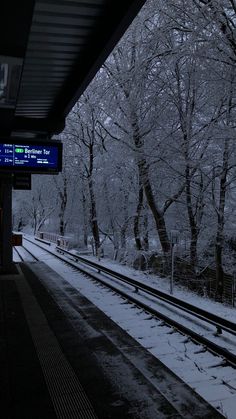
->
20, 237, 236, 418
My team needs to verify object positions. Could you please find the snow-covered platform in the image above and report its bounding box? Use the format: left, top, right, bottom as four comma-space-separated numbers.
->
0, 261, 225, 418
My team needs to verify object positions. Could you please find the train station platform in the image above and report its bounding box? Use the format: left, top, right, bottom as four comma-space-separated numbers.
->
0, 261, 225, 419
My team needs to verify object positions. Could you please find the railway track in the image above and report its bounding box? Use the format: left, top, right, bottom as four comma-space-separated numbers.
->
13, 245, 39, 262
22, 235, 236, 371
19, 239, 227, 419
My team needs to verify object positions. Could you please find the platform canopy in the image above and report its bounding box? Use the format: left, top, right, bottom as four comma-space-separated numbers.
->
0, 0, 146, 139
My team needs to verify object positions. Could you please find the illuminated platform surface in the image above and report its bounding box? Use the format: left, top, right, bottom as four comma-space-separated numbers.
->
0, 262, 224, 419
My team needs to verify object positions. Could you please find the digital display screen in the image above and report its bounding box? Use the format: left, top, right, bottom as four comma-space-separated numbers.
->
0, 140, 62, 173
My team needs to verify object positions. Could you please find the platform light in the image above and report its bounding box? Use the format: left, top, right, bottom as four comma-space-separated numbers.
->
0, 64, 8, 100
0, 56, 22, 108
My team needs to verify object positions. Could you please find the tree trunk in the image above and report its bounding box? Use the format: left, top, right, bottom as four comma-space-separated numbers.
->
139, 158, 170, 253
82, 188, 88, 247
89, 178, 100, 256
143, 211, 149, 251
104, 181, 119, 254
17, 218, 23, 232
190, 230, 198, 269
59, 221, 64, 236
185, 164, 198, 269
215, 240, 224, 300
87, 141, 100, 256
134, 184, 144, 251
120, 192, 129, 250
58, 176, 68, 236
133, 124, 170, 254
215, 139, 228, 300
33, 208, 37, 235
120, 227, 126, 249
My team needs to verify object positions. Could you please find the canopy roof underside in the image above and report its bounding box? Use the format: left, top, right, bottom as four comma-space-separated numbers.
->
0, 0, 146, 138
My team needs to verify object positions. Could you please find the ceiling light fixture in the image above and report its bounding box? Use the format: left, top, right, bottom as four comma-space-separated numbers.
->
0, 56, 23, 108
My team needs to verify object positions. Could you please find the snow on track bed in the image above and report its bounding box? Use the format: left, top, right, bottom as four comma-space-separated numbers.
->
13, 245, 39, 262
23, 236, 236, 360
23, 236, 236, 418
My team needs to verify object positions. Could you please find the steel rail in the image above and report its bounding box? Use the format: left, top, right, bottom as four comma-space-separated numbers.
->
25, 236, 236, 335
56, 246, 236, 337
25, 236, 236, 336
23, 236, 236, 368
13, 246, 24, 261
14, 245, 39, 262
22, 245, 40, 261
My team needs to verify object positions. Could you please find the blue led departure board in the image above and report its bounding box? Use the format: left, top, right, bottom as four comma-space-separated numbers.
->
0, 140, 62, 174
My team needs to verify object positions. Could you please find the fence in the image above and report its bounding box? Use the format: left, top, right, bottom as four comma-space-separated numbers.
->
35, 231, 70, 250
143, 253, 236, 306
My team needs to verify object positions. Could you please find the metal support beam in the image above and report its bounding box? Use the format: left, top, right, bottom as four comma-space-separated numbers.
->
0, 174, 13, 270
